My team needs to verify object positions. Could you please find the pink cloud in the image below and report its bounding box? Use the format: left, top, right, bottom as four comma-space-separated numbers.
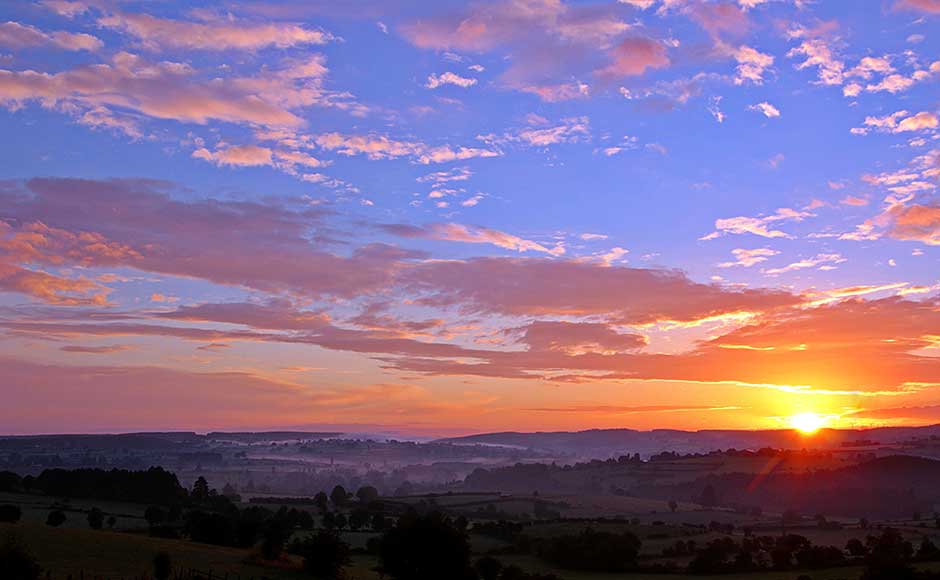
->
313, 132, 500, 164
0, 178, 417, 299
596, 37, 670, 78
98, 12, 333, 51
895, 0, 940, 13
400, 0, 643, 100
404, 257, 799, 324
0, 21, 102, 52
380, 223, 565, 255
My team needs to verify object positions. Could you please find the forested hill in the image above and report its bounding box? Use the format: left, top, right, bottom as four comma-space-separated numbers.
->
438, 425, 940, 457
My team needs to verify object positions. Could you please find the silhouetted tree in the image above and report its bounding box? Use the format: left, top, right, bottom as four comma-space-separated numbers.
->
348, 508, 369, 531
356, 485, 379, 505
145, 505, 167, 527
371, 513, 389, 532
191, 476, 210, 501
314, 491, 329, 513
847, 538, 868, 557
330, 485, 348, 508
862, 528, 916, 580
260, 518, 292, 560
294, 530, 351, 579
87, 507, 104, 530
45, 510, 66, 527
0, 536, 41, 580
538, 528, 642, 573
918, 537, 940, 561
475, 556, 503, 580
378, 511, 474, 580
668, 500, 678, 513
0, 505, 22, 523
106, 515, 116, 529
153, 552, 172, 580
699, 484, 718, 508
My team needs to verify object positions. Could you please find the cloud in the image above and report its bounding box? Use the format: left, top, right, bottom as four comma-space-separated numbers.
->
513, 320, 647, 354
60, 344, 130, 354
595, 37, 670, 78
379, 223, 565, 256
519, 81, 590, 102
788, 39, 844, 85
730, 44, 774, 85
703, 208, 812, 240
313, 132, 501, 164
888, 204, 940, 245
417, 167, 472, 186
0, 52, 354, 131
0, 178, 416, 300
480, 116, 590, 148
400, 0, 645, 99
192, 145, 328, 174
425, 71, 478, 89
404, 256, 799, 324
0, 21, 102, 51
718, 248, 780, 268
762, 253, 845, 275
98, 12, 333, 51
853, 111, 939, 136
0, 257, 110, 306
193, 145, 274, 167
38, 1, 90, 19
748, 101, 780, 118
895, 0, 940, 13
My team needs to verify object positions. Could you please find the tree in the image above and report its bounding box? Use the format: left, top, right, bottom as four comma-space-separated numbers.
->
356, 485, 379, 505
87, 507, 104, 530
295, 530, 351, 579
153, 552, 172, 580
323, 511, 337, 530
106, 515, 116, 529
539, 528, 642, 573
0, 505, 22, 523
145, 505, 167, 529
371, 513, 389, 532
191, 476, 210, 501
378, 511, 473, 580
330, 485, 348, 508
314, 491, 329, 513
475, 556, 503, 580
668, 500, 678, 513
45, 510, 66, 527
333, 512, 347, 531
917, 537, 940, 561
847, 538, 868, 557
699, 484, 718, 508
862, 528, 916, 580
349, 509, 369, 531
0, 536, 41, 580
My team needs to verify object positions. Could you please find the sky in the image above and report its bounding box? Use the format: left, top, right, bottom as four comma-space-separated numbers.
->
1, 0, 939, 436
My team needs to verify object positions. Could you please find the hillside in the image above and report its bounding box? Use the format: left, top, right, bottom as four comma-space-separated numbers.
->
438, 425, 940, 457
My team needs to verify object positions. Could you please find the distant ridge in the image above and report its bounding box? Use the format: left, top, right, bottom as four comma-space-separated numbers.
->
435, 425, 940, 457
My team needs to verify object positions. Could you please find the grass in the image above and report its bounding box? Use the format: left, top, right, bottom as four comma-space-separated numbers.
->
0, 491, 149, 531
0, 522, 381, 580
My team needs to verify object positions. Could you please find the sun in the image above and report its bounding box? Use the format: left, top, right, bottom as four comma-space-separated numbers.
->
789, 412, 828, 434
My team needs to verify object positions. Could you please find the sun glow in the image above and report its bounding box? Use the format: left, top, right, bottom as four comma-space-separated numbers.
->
789, 412, 828, 434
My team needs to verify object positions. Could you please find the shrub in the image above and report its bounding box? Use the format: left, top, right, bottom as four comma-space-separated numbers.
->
0, 505, 22, 523
45, 510, 66, 527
